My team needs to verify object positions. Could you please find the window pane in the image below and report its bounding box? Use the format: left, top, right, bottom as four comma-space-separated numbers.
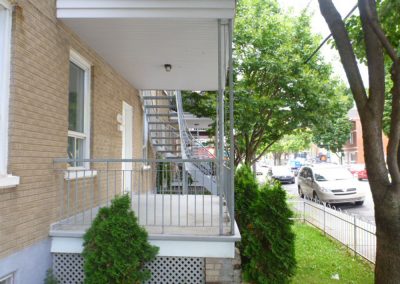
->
68, 136, 85, 167
68, 62, 85, 132
76, 138, 84, 167
67, 136, 75, 167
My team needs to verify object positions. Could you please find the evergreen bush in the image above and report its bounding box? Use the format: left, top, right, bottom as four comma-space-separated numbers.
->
234, 166, 259, 267
82, 195, 159, 284
235, 166, 296, 283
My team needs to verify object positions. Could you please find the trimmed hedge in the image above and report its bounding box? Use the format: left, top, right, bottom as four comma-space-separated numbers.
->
235, 166, 296, 283
82, 195, 158, 284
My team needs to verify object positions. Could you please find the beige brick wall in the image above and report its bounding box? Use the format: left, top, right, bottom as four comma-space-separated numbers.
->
0, 0, 149, 259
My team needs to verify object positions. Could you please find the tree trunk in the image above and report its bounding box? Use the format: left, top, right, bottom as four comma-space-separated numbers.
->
318, 1, 400, 282
273, 153, 282, 166
374, 183, 400, 283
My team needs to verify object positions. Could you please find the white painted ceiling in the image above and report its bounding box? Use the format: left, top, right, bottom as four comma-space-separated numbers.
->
61, 18, 226, 91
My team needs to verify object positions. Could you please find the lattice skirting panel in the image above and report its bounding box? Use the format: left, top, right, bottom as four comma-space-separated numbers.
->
52, 253, 205, 284
145, 256, 205, 284
53, 253, 84, 284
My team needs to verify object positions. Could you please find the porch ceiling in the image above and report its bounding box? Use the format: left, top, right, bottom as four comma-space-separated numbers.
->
57, 1, 235, 91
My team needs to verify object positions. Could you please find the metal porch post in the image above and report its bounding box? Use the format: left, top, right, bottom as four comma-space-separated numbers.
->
228, 18, 235, 235
217, 19, 224, 235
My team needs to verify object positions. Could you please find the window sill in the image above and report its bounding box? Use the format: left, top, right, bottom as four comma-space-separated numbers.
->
64, 170, 97, 180
0, 175, 20, 189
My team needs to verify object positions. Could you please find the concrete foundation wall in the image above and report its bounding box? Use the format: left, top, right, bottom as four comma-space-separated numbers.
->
0, 238, 51, 284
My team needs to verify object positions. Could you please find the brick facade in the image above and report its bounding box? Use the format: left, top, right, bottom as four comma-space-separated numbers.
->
1, 0, 147, 259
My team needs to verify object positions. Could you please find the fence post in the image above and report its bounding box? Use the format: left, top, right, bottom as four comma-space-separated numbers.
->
323, 203, 326, 235
303, 201, 305, 223
354, 215, 357, 256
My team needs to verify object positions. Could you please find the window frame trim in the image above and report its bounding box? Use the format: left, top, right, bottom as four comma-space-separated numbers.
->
0, 1, 19, 189
68, 49, 91, 170
0, 272, 14, 284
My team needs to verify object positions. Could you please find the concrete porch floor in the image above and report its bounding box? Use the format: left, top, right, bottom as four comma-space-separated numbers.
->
50, 194, 232, 236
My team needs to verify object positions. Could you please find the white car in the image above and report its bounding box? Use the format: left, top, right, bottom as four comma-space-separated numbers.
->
297, 164, 365, 205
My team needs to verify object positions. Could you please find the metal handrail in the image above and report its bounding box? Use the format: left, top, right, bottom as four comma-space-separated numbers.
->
175, 91, 217, 177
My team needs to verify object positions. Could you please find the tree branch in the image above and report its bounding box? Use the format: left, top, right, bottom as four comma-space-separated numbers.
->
361, 0, 400, 183
318, 0, 368, 111
358, 0, 385, 115
252, 136, 282, 164
363, 2, 399, 63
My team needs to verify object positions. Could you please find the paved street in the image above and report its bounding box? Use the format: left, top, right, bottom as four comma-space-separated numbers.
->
282, 180, 375, 224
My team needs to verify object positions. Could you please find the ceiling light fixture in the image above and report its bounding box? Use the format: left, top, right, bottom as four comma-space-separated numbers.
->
164, 64, 172, 72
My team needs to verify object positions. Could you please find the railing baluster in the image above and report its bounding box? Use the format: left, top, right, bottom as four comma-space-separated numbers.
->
54, 157, 224, 237
106, 161, 109, 206
59, 171, 64, 221
90, 169, 94, 223
74, 170, 78, 224
83, 170, 86, 224
114, 169, 117, 198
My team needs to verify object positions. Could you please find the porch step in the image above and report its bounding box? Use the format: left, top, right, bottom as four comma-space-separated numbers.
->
145, 105, 176, 109
153, 144, 180, 147
157, 150, 182, 153
151, 137, 179, 140
147, 113, 178, 117
142, 96, 175, 100
148, 121, 179, 125
150, 129, 178, 132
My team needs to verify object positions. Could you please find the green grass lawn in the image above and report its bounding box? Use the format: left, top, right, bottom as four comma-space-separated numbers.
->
291, 223, 374, 284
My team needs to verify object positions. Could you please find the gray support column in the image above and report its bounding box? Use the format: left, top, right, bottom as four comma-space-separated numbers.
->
228, 19, 235, 235
217, 19, 224, 235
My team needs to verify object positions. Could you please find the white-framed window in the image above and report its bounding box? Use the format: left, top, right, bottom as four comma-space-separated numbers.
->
68, 50, 91, 169
0, 273, 14, 284
0, 1, 19, 189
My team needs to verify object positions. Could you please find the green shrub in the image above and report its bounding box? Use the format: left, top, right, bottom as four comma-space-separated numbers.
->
234, 165, 259, 266
235, 166, 258, 219
235, 166, 296, 283
82, 195, 159, 284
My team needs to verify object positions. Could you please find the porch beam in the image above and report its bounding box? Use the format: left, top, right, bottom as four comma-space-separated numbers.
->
57, 0, 235, 19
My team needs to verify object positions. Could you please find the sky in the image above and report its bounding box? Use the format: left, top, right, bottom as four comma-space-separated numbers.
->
277, 0, 369, 88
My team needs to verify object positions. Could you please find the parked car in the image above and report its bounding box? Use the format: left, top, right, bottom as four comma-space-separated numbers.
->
357, 169, 368, 180
287, 160, 302, 176
268, 166, 295, 184
347, 163, 365, 177
297, 164, 365, 205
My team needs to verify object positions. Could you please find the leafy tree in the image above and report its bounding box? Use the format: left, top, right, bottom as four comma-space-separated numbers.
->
318, 0, 400, 282
268, 130, 313, 165
312, 115, 353, 155
183, 0, 351, 167
346, 0, 398, 136
82, 195, 158, 284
